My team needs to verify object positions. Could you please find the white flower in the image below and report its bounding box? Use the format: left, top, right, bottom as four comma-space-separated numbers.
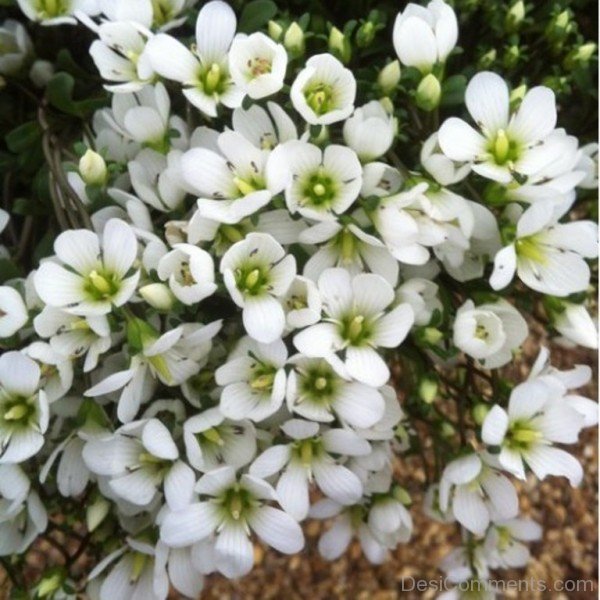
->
286, 356, 385, 428
552, 301, 598, 349
83, 418, 195, 510
145, 0, 243, 116
249, 419, 370, 521
270, 140, 362, 221
89, 538, 169, 600
220, 232, 296, 343
229, 32, 287, 99
98, 0, 196, 31
395, 278, 441, 326
282, 276, 322, 330
439, 453, 519, 536
85, 320, 221, 422
421, 132, 470, 186
216, 336, 287, 422
290, 53, 356, 125
483, 518, 542, 570
0, 352, 49, 464
182, 130, 285, 224
311, 496, 411, 564
232, 102, 298, 149
453, 299, 528, 369
89, 21, 155, 92
40, 436, 90, 498
183, 407, 256, 472
157, 244, 217, 305
393, 0, 458, 73
0, 19, 33, 75
0, 486, 47, 556
160, 466, 304, 578
439, 72, 559, 184
34, 219, 140, 316
294, 269, 414, 387
33, 307, 111, 372
24, 341, 74, 402
127, 149, 188, 212
481, 378, 586, 485
490, 202, 598, 296
0, 286, 28, 338
17, 0, 98, 25
300, 219, 399, 285
577, 142, 598, 189
343, 101, 396, 162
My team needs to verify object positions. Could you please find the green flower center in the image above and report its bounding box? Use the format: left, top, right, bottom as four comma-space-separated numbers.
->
249, 363, 277, 393
35, 0, 69, 17
301, 168, 339, 209
305, 82, 335, 115
515, 236, 547, 264
340, 313, 372, 346
506, 420, 543, 450
200, 63, 229, 96
217, 485, 256, 521
151, 0, 174, 27
84, 269, 120, 301
292, 438, 323, 467
235, 265, 270, 296
299, 363, 339, 404
1, 396, 35, 426
487, 129, 521, 165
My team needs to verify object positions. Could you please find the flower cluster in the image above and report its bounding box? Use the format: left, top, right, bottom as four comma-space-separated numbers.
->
0, 0, 597, 598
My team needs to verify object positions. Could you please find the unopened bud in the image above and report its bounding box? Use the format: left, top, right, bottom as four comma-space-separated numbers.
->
472, 403, 490, 426
478, 49, 497, 69
356, 21, 376, 48
38, 573, 62, 598
509, 83, 527, 107
415, 74, 441, 111
505, 0, 526, 31
564, 43, 597, 69
139, 283, 175, 311
86, 497, 111, 532
79, 149, 107, 186
268, 20, 283, 41
284, 22, 305, 57
440, 422, 455, 438
419, 377, 438, 404
328, 26, 351, 64
378, 60, 401, 95
422, 326, 443, 345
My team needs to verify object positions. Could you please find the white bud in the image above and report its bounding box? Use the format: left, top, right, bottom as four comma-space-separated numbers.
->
378, 60, 401, 95
139, 283, 175, 310
86, 497, 110, 532
78, 149, 107, 186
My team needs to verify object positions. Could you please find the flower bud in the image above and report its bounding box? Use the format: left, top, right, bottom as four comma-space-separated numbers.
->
419, 377, 438, 404
328, 26, 351, 64
509, 83, 527, 107
79, 149, 107, 186
564, 43, 597, 70
472, 403, 490, 426
505, 0, 526, 31
502, 44, 520, 69
284, 22, 305, 58
268, 20, 283, 41
356, 21, 376, 48
86, 496, 111, 532
37, 573, 63, 598
478, 48, 497, 69
29, 59, 54, 88
440, 422, 455, 438
546, 10, 573, 44
378, 60, 401, 95
139, 283, 175, 311
415, 73, 441, 111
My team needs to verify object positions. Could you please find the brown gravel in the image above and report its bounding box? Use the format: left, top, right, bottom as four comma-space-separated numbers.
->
1, 346, 597, 600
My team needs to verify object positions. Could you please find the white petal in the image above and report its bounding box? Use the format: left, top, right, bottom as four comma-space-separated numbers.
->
345, 346, 390, 387
249, 505, 304, 553
438, 117, 486, 161
164, 461, 196, 510
465, 71, 509, 134
318, 515, 352, 559
490, 245, 517, 290
321, 429, 371, 456
243, 296, 285, 344
509, 86, 556, 143
452, 487, 489, 535
313, 460, 363, 505
215, 522, 254, 578
372, 304, 414, 348
161, 503, 219, 547
276, 463, 309, 521
195, 0, 236, 64
145, 34, 198, 83
55, 229, 100, 275
0, 351, 40, 397
526, 445, 583, 487
142, 419, 178, 460
250, 445, 291, 478
102, 219, 138, 278
481, 405, 509, 445
393, 16, 437, 70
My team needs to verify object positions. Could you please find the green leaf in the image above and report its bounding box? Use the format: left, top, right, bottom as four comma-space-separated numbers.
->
5, 122, 41, 154
0, 259, 21, 283
441, 74, 467, 106
238, 0, 277, 33
46, 72, 107, 117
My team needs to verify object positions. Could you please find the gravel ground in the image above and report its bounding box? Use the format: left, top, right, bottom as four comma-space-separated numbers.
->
1, 346, 597, 600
